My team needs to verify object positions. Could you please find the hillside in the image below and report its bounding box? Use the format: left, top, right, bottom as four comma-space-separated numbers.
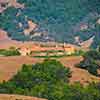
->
0, 0, 100, 48
0, 56, 99, 84
0, 59, 100, 100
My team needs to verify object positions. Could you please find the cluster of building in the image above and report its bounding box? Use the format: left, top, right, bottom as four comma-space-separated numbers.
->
18, 42, 78, 56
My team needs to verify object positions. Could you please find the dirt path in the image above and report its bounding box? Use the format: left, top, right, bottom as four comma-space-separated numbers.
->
0, 94, 46, 100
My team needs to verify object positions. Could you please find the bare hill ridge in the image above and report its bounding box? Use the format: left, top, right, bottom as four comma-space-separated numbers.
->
0, 0, 24, 13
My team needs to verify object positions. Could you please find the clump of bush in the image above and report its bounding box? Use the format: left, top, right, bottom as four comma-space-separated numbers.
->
0, 48, 21, 56
76, 50, 100, 76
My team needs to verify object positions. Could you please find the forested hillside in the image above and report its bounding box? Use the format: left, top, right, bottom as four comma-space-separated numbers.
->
0, 0, 100, 47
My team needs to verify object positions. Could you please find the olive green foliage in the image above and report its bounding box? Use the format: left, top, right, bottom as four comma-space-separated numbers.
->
31, 49, 84, 59
0, 59, 100, 100
0, 48, 21, 56
76, 50, 100, 76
